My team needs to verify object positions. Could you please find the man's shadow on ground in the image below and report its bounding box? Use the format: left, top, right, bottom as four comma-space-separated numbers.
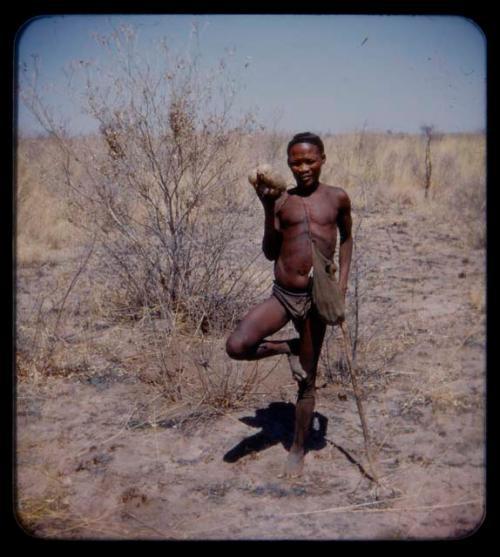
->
223, 401, 328, 463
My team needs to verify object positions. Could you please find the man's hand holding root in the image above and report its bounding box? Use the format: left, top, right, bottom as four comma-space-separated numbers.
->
255, 181, 279, 205
248, 164, 288, 205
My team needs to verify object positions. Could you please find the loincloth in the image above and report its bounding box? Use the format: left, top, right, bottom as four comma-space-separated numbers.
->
272, 280, 313, 326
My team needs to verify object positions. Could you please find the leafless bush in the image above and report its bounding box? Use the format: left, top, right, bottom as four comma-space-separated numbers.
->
20, 23, 261, 333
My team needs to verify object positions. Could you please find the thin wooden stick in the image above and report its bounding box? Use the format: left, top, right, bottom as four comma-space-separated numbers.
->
278, 497, 482, 518
339, 320, 380, 483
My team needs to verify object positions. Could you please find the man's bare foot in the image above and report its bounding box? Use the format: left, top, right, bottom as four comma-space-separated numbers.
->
287, 353, 308, 382
281, 449, 305, 478
287, 339, 307, 381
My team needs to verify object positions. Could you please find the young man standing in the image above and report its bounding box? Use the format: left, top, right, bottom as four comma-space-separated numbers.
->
226, 132, 353, 477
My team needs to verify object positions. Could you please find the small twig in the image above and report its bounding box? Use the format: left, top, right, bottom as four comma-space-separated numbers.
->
279, 498, 483, 518
277, 494, 411, 517
339, 320, 380, 483
347, 498, 483, 514
52, 235, 97, 340
325, 438, 377, 483
49, 508, 116, 535
122, 512, 167, 537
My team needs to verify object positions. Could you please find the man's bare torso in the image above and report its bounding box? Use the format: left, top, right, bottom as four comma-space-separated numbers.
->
274, 182, 345, 290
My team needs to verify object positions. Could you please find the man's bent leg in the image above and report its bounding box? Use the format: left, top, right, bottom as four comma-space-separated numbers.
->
284, 309, 326, 477
226, 296, 292, 361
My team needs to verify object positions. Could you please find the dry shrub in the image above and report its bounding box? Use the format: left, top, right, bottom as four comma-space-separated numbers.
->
20, 24, 263, 334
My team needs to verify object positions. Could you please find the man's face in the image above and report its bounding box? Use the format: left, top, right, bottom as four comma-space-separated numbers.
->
287, 143, 326, 188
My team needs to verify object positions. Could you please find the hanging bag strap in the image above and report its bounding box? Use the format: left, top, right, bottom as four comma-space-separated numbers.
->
300, 197, 315, 279
300, 197, 313, 243
300, 197, 345, 325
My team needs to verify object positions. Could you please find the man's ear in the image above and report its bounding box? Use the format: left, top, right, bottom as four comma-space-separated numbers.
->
321, 153, 326, 164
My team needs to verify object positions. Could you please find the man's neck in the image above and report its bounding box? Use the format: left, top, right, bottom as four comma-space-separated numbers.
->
295, 181, 321, 197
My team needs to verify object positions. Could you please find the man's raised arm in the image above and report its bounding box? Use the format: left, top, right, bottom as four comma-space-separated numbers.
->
260, 196, 282, 260
337, 190, 353, 297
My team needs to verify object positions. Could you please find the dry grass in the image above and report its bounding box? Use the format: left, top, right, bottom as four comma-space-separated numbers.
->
16, 130, 486, 410
15, 461, 75, 537
17, 130, 485, 256
16, 138, 83, 265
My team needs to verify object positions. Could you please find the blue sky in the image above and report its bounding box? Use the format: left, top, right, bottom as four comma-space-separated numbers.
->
16, 14, 486, 136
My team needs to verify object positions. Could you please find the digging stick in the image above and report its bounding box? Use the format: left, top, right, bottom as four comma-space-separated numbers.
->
339, 320, 380, 483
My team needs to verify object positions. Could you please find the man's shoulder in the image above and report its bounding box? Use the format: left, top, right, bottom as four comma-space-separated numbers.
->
320, 183, 351, 203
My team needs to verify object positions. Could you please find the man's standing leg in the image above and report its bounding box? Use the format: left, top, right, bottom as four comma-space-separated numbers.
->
284, 308, 326, 477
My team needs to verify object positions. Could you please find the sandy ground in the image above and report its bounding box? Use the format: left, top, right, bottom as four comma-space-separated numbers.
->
15, 203, 486, 540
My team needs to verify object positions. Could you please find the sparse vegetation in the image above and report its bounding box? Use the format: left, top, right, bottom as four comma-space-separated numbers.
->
16, 126, 486, 396
15, 24, 486, 540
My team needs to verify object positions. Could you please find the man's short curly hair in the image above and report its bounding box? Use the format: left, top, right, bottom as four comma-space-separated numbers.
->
287, 132, 325, 156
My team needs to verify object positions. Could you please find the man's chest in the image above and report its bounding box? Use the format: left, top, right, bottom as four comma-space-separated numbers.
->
278, 195, 339, 230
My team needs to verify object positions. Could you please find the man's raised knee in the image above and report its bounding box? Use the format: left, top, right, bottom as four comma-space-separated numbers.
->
225, 334, 247, 360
